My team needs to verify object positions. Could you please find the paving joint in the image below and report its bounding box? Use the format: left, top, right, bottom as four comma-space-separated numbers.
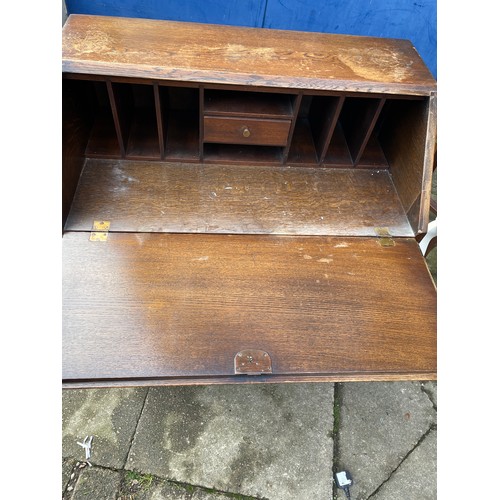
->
62, 461, 94, 498
365, 423, 437, 500
420, 383, 437, 411
64, 462, 265, 500
160, 478, 266, 499
331, 382, 342, 499
123, 387, 150, 468
129, 473, 267, 500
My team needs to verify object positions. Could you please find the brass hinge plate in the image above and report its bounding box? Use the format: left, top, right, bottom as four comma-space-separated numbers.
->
92, 220, 111, 231
374, 227, 395, 247
90, 220, 110, 241
89, 231, 108, 241
234, 349, 272, 375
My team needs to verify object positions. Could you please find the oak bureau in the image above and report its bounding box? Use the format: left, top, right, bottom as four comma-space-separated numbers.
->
62, 14, 437, 388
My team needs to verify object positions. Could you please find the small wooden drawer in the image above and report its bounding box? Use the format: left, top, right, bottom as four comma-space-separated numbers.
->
203, 116, 291, 146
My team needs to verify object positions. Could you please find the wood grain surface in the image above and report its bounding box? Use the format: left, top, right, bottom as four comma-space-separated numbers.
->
380, 96, 436, 233
62, 232, 436, 385
65, 159, 414, 236
62, 14, 436, 96
203, 116, 291, 146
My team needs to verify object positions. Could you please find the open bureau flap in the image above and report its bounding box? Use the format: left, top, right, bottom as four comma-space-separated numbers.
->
62, 15, 437, 387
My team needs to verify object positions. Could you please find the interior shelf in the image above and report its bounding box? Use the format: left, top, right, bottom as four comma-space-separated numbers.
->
125, 107, 161, 159
286, 118, 318, 166
65, 159, 413, 236
164, 110, 200, 162
112, 83, 162, 160
204, 89, 293, 119
203, 144, 283, 164
86, 109, 121, 158
356, 135, 389, 168
322, 123, 353, 167
67, 78, 414, 169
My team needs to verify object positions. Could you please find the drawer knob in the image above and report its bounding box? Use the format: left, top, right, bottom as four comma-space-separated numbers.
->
242, 126, 251, 138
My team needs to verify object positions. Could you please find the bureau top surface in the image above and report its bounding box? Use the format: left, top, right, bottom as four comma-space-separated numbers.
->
62, 14, 436, 96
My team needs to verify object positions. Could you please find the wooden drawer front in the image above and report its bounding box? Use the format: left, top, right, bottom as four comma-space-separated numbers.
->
204, 116, 291, 146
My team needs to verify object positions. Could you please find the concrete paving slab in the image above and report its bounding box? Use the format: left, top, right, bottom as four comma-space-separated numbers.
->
370, 429, 437, 500
335, 381, 436, 500
62, 388, 148, 468
65, 466, 252, 500
127, 384, 336, 500
68, 467, 121, 500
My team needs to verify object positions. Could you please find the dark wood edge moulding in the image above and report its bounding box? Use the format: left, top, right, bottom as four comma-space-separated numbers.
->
63, 371, 437, 390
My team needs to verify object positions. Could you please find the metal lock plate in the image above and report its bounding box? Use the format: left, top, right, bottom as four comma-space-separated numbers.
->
234, 349, 272, 375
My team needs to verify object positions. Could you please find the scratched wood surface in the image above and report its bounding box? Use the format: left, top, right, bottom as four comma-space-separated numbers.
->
62, 232, 436, 385
380, 96, 436, 233
64, 0, 436, 79
62, 14, 436, 96
65, 159, 414, 236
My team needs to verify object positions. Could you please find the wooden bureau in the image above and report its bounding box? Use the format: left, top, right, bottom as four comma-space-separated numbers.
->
62, 14, 437, 388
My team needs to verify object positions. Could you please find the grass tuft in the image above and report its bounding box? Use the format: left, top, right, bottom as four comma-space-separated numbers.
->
125, 470, 154, 489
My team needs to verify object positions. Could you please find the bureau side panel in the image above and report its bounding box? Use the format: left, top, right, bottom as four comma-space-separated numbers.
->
62, 79, 92, 227
379, 95, 436, 234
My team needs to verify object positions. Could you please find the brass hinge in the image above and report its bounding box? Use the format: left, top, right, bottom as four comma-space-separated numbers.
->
90, 220, 110, 241
374, 227, 394, 247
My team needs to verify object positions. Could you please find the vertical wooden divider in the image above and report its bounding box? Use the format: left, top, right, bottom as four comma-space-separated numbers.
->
106, 81, 132, 158
154, 84, 165, 160
282, 93, 303, 163
199, 86, 204, 161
